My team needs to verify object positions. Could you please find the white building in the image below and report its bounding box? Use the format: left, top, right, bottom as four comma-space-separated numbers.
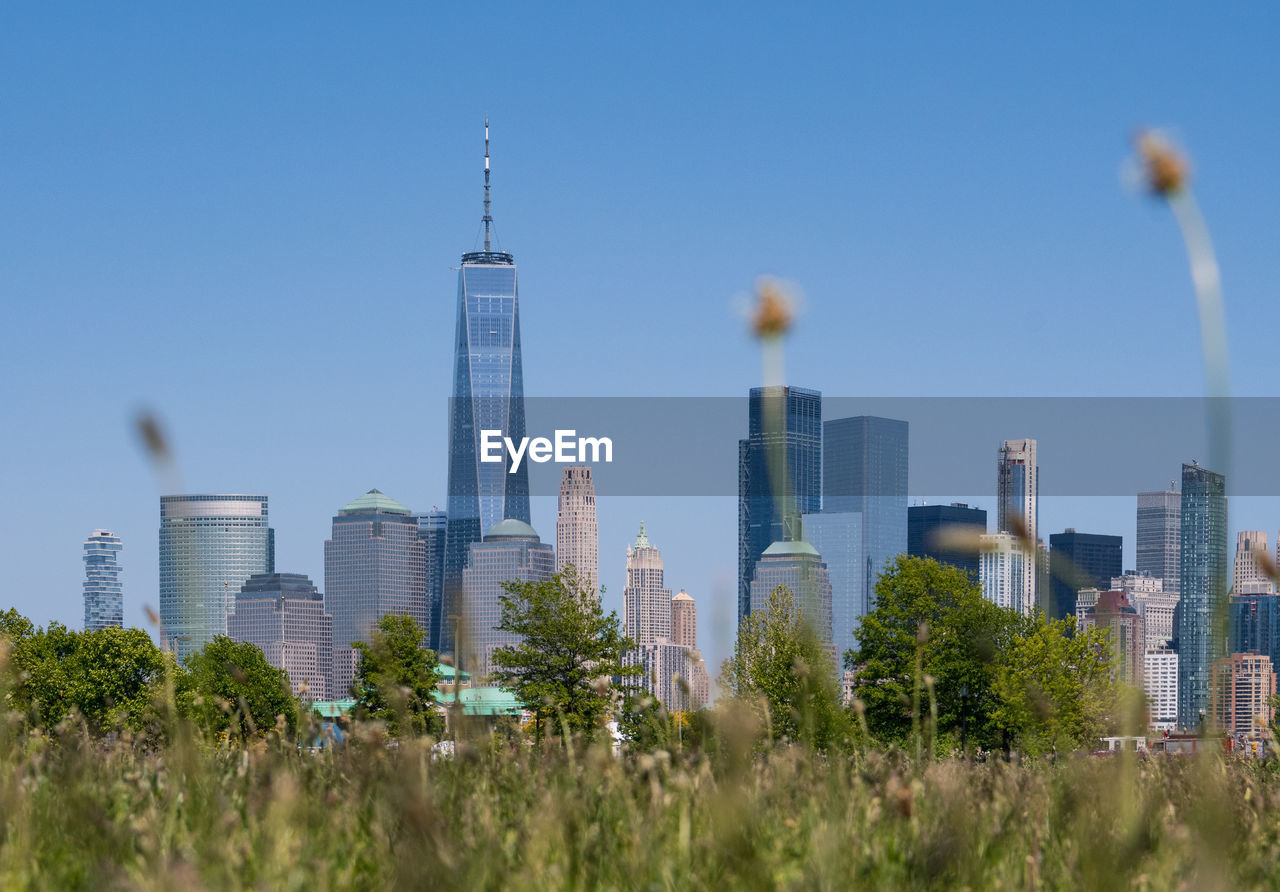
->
1144, 647, 1178, 732
1234, 531, 1271, 594
997, 439, 1038, 610
623, 522, 671, 644
980, 532, 1030, 615
556, 466, 599, 598
1112, 572, 1178, 648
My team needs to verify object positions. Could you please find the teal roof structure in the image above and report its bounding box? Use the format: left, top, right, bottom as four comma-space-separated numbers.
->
761, 539, 820, 558
338, 489, 412, 516
484, 518, 539, 540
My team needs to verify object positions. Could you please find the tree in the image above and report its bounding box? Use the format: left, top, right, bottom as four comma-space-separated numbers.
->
491, 565, 638, 742
180, 636, 297, 740
850, 555, 1026, 752
991, 614, 1118, 756
721, 584, 848, 750
351, 613, 443, 737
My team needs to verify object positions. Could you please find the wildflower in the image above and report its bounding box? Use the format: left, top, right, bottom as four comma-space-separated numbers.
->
1135, 130, 1188, 197
750, 280, 794, 339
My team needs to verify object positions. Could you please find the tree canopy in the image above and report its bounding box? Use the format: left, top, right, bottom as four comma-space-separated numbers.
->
351, 613, 443, 737
179, 636, 297, 740
491, 565, 637, 742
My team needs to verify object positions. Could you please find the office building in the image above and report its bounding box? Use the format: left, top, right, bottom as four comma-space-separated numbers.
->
907, 503, 986, 579
83, 529, 123, 631
1077, 590, 1145, 686
1177, 462, 1228, 730
1229, 590, 1280, 674
228, 573, 333, 701
1137, 488, 1181, 597
802, 511, 863, 662
1234, 531, 1270, 593
738, 385, 822, 623
749, 541, 834, 654
1048, 529, 1122, 620
325, 490, 427, 697
460, 519, 555, 680
556, 466, 598, 597
159, 495, 274, 662
1113, 572, 1177, 648
417, 510, 447, 652
623, 522, 672, 645
443, 121, 531, 655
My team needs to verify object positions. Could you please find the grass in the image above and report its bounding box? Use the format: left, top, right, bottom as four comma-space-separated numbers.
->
3, 710, 1280, 890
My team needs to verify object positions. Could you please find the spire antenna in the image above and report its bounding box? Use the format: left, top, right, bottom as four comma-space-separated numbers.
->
482, 117, 492, 252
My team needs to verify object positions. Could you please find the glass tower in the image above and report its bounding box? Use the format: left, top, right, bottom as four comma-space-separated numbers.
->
737, 386, 822, 623
416, 509, 447, 653
1047, 530, 1123, 621
997, 439, 1039, 611
907, 503, 986, 580
1177, 462, 1227, 730
443, 124, 529, 657
325, 489, 428, 698
159, 495, 274, 662
1137, 488, 1181, 597
83, 529, 123, 631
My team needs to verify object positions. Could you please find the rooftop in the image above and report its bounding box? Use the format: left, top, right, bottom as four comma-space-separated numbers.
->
762, 540, 821, 558
484, 518, 540, 541
338, 489, 411, 517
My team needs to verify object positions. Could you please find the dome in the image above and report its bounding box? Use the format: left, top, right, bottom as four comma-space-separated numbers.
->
484, 518, 540, 541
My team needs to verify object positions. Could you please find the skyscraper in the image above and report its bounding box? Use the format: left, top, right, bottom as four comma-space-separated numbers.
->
907, 503, 986, 579
443, 120, 530, 655
1229, 590, 1280, 677
1233, 531, 1270, 594
802, 511, 863, 663
83, 529, 123, 631
738, 385, 822, 623
1212, 652, 1276, 736
159, 495, 274, 662
980, 532, 1029, 615
556, 466, 598, 596
460, 519, 555, 680
228, 572, 333, 701
671, 590, 697, 650
623, 522, 672, 645
1137, 488, 1181, 597
1047, 529, 1122, 620
997, 439, 1038, 610
1113, 572, 1177, 648
749, 541, 835, 655
1177, 462, 1227, 730
416, 510, 447, 652
1077, 590, 1144, 686
325, 489, 427, 697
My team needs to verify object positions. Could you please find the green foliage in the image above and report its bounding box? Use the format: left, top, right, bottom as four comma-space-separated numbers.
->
490, 565, 638, 742
351, 613, 443, 738
179, 636, 297, 740
0, 608, 34, 642
850, 556, 1026, 751
721, 584, 849, 750
5, 621, 166, 736
991, 614, 1119, 755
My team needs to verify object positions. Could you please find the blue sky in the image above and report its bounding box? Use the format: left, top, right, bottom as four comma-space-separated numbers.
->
3, 2, 1279, 675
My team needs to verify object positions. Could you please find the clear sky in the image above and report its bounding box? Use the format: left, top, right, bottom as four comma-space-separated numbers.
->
3, 2, 1279, 678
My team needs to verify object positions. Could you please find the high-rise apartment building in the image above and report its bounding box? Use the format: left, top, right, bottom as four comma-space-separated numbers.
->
1077, 590, 1145, 687
159, 495, 274, 662
749, 541, 835, 655
1233, 531, 1270, 594
671, 590, 697, 650
1145, 647, 1178, 732
907, 503, 986, 580
443, 121, 530, 656
83, 529, 123, 631
1137, 488, 1181, 597
1113, 572, 1177, 648
623, 522, 672, 645
997, 439, 1038, 610
1048, 529, 1122, 620
325, 490, 427, 697
416, 510, 447, 652
980, 532, 1030, 615
1177, 462, 1228, 730
738, 386, 822, 623
460, 519, 555, 680
556, 466, 598, 597
1212, 652, 1276, 736
228, 573, 333, 701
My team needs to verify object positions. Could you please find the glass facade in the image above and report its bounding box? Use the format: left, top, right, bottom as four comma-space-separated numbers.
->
159, 495, 274, 662
1177, 463, 1227, 730
1047, 530, 1123, 621
907, 503, 986, 580
228, 572, 333, 701
83, 529, 123, 631
444, 254, 530, 656
416, 510, 447, 652
1230, 591, 1280, 674
749, 541, 834, 657
737, 386, 822, 623
802, 511, 863, 662
822, 415, 909, 616
1137, 489, 1181, 597
324, 490, 427, 698
459, 520, 555, 681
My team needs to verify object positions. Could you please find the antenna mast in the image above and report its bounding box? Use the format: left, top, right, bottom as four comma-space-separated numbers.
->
483, 117, 492, 252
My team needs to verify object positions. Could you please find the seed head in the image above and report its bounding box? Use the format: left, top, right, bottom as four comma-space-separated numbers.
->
751, 280, 794, 339
1135, 130, 1189, 197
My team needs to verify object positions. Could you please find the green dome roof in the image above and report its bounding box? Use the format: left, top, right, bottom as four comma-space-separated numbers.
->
338, 489, 411, 516
484, 518, 540, 541
762, 540, 820, 558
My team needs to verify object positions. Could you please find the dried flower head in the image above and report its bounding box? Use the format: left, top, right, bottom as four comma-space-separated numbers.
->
1135, 130, 1189, 197
751, 280, 794, 339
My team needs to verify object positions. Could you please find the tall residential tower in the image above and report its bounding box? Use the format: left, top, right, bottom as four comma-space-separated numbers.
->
997, 439, 1038, 611
83, 529, 123, 631
1177, 462, 1227, 730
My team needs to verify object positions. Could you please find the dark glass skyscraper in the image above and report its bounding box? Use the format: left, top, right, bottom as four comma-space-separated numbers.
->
823, 415, 909, 614
443, 121, 529, 656
1177, 462, 1227, 730
1048, 529, 1123, 620
1229, 591, 1280, 676
417, 510, 447, 653
737, 386, 822, 623
907, 503, 986, 579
